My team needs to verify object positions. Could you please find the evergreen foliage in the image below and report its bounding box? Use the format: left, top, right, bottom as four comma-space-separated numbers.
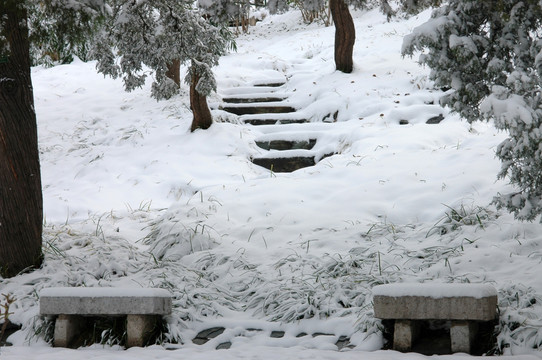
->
93, 0, 234, 101
267, 0, 438, 19
399, 0, 441, 15
26, 0, 106, 65
197, 0, 249, 24
402, 0, 542, 221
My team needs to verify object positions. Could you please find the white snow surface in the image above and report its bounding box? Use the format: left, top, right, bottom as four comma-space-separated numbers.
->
3, 7, 542, 360
39, 287, 171, 298
372, 283, 498, 299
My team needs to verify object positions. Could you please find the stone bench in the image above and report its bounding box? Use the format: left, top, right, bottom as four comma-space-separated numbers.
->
372, 283, 498, 354
40, 287, 172, 348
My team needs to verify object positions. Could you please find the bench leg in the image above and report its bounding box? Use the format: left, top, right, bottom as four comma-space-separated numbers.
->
126, 315, 159, 348
450, 321, 478, 353
393, 320, 419, 351
54, 315, 83, 347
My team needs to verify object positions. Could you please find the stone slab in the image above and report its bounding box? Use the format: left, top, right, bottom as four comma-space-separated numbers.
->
373, 284, 497, 321
394, 320, 419, 351
40, 287, 172, 316
222, 104, 296, 115
53, 314, 83, 347
255, 139, 316, 151
222, 96, 287, 104
450, 320, 478, 353
126, 314, 159, 348
243, 118, 308, 125
252, 155, 316, 172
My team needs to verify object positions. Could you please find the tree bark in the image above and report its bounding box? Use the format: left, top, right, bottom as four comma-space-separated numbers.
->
189, 69, 213, 132
0, 2, 43, 278
329, 0, 356, 73
165, 59, 181, 87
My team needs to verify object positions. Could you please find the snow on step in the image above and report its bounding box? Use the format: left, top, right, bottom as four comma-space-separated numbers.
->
222, 95, 289, 104
244, 118, 309, 125
255, 138, 316, 151
220, 86, 283, 95
252, 80, 286, 87
221, 102, 297, 116
240, 112, 309, 125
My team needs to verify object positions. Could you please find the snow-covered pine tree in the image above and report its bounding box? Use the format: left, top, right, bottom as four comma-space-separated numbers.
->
0, 0, 107, 278
267, 0, 290, 14
399, 0, 441, 15
198, 0, 251, 32
402, 0, 542, 221
93, 0, 235, 131
27, 1, 105, 66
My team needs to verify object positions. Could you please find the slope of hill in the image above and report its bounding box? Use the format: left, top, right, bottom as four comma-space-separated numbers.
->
2, 7, 542, 360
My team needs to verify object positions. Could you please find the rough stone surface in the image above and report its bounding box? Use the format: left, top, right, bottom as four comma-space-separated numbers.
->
252, 155, 316, 173
216, 342, 232, 350
426, 114, 445, 124
126, 314, 159, 348
335, 335, 352, 350
40, 288, 172, 316
253, 81, 285, 87
373, 294, 497, 321
394, 320, 419, 352
222, 96, 287, 104
373, 284, 497, 355
256, 139, 317, 151
40, 288, 171, 348
222, 105, 296, 116
243, 118, 308, 126
192, 327, 226, 344
450, 321, 478, 353
53, 315, 83, 347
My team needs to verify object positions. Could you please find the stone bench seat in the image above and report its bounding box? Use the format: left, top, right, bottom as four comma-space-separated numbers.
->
40, 287, 172, 348
372, 283, 498, 354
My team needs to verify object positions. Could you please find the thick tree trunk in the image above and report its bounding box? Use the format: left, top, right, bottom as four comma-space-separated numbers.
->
189, 69, 213, 132
165, 59, 181, 87
329, 0, 355, 73
0, 3, 43, 278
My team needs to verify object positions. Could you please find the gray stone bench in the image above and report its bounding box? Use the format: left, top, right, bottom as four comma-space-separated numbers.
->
372, 283, 498, 354
40, 287, 172, 348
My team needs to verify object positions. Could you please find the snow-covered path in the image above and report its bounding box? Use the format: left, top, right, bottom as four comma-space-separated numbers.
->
2, 345, 540, 360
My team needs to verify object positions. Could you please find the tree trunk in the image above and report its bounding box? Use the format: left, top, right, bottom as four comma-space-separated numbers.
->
165, 59, 181, 87
189, 69, 213, 132
0, 3, 43, 278
329, 0, 355, 73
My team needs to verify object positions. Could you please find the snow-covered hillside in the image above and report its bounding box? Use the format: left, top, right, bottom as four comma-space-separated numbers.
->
2, 7, 542, 360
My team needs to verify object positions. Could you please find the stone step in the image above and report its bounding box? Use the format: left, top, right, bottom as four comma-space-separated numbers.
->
252, 155, 316, 173
222, 96, 288, 104
255, 139, 317, 151
253, 81, 285, 87
222, 104, 296, 116
244, 118, 308, 126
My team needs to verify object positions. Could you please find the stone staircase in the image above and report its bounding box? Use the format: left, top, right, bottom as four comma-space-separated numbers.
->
219, 79, 331, 173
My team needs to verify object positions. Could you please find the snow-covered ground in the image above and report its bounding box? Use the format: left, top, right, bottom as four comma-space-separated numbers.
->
2, 7, 542, 360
